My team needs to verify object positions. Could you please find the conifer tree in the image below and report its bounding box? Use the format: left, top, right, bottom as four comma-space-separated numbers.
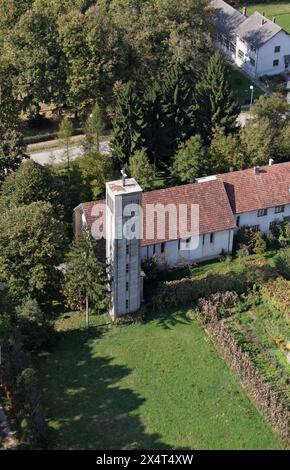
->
143, 82, 167, 170
63, 228, 108, 329
129, 148, 155, 190
196, 52, 239, 143
111, 82, 146, 168
83, 102, 105, 153
161, 66, 197, 167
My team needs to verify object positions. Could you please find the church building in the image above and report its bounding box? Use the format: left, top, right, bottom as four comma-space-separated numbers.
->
74, 161, 290, 319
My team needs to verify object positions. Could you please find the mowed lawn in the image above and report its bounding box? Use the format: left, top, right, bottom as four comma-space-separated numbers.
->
243, 2, 290, 33
228, 67, 264, 105
34, 310, 281, 450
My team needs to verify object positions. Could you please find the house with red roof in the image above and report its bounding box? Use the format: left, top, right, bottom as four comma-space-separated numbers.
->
74, 161, 290, 318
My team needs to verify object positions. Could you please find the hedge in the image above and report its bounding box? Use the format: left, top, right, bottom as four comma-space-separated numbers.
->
152, 259, 276, 311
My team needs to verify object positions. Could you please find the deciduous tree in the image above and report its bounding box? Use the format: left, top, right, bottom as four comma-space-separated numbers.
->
171, 135, 207, 183
0, 202, 67, 302
0, 160, 68, 220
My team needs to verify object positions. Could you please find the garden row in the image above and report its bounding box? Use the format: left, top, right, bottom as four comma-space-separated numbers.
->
198, 290, 289, 442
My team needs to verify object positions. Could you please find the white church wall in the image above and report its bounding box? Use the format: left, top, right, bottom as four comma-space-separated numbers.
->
141, 229, 234, 268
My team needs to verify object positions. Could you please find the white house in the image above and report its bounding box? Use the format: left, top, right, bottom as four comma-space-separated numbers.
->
212, 0, 290, 77
74, 161, 290, 318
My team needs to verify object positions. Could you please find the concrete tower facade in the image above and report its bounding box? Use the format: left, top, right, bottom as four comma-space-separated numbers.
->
106, 176, 143, 319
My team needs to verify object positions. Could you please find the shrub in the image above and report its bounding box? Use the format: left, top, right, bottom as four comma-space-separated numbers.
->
253, 231, 267, 255
198, 291, 238, 323
0, 340, 47, 448
234, 227, 266, 254
15, 297, 55, 351
269, 221, 290, 248
261, 277, 290, 319
275, 248, 290, 280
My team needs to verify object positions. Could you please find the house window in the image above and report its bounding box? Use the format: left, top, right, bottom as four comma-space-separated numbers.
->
236, 216, 240, 227
275, 205, 285, 214
126, 300, 129, 309
274, 46, 281, 53
238, 50, 244, 59
257, 208, 267, 217
126, 282, 129, 292
178, 239, 181, 250
230, 43, 236, 53
210, 233, 214, 244
153, 244, 156, 255
250, 58, 255, 67
273, 59, 279, 67
126, 245, 129, 255
186, 237, 191, 246
161, 242, 165, 253
269, 221, 278, 230
202, 234, 205, 245
126, 264, 129, 273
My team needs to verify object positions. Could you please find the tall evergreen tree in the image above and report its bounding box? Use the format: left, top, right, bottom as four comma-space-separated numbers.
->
196, 52, 239, 143
111, 82, 146, 168
160, 65, 197, 167
143, 82, 167, 170
63, 228, 108, 328
83, 102, 105, 153
129, 148, 155, 190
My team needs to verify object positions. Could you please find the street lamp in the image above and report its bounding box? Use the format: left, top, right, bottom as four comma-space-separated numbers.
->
249, 85, 254, 109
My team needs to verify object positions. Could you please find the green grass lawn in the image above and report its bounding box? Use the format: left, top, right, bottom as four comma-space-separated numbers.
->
243, 2, 290, 33
228, 67, 264, 105
34, 310, 281, 450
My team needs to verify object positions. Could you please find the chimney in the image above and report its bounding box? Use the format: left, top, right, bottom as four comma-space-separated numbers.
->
254, 166, 260, 175
262, 11, 265, 17
273, 17, 276, 23
269, 158, 274, 166
121, 168, 127, 187
243, 7, 247, 17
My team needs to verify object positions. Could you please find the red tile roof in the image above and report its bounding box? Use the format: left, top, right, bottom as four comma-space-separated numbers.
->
217, 162, 290, 214
78, 179, 236, 247
140, 179, 235, 246
77, 163, 290, 246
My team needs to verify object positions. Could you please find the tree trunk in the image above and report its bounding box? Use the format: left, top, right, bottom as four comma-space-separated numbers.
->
85, 294, 89, 330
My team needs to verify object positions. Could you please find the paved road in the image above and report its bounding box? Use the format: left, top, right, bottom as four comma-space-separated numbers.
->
30, 140, 111, 165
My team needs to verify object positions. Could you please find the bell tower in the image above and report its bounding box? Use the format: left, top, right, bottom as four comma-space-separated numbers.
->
106, 172, 143, 319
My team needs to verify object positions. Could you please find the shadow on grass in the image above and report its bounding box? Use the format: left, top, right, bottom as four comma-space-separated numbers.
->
37, 326, 170, 450
145, 309, 192, 331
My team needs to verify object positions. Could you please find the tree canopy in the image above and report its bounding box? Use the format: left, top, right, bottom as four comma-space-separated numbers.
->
0, 201, 67, 302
